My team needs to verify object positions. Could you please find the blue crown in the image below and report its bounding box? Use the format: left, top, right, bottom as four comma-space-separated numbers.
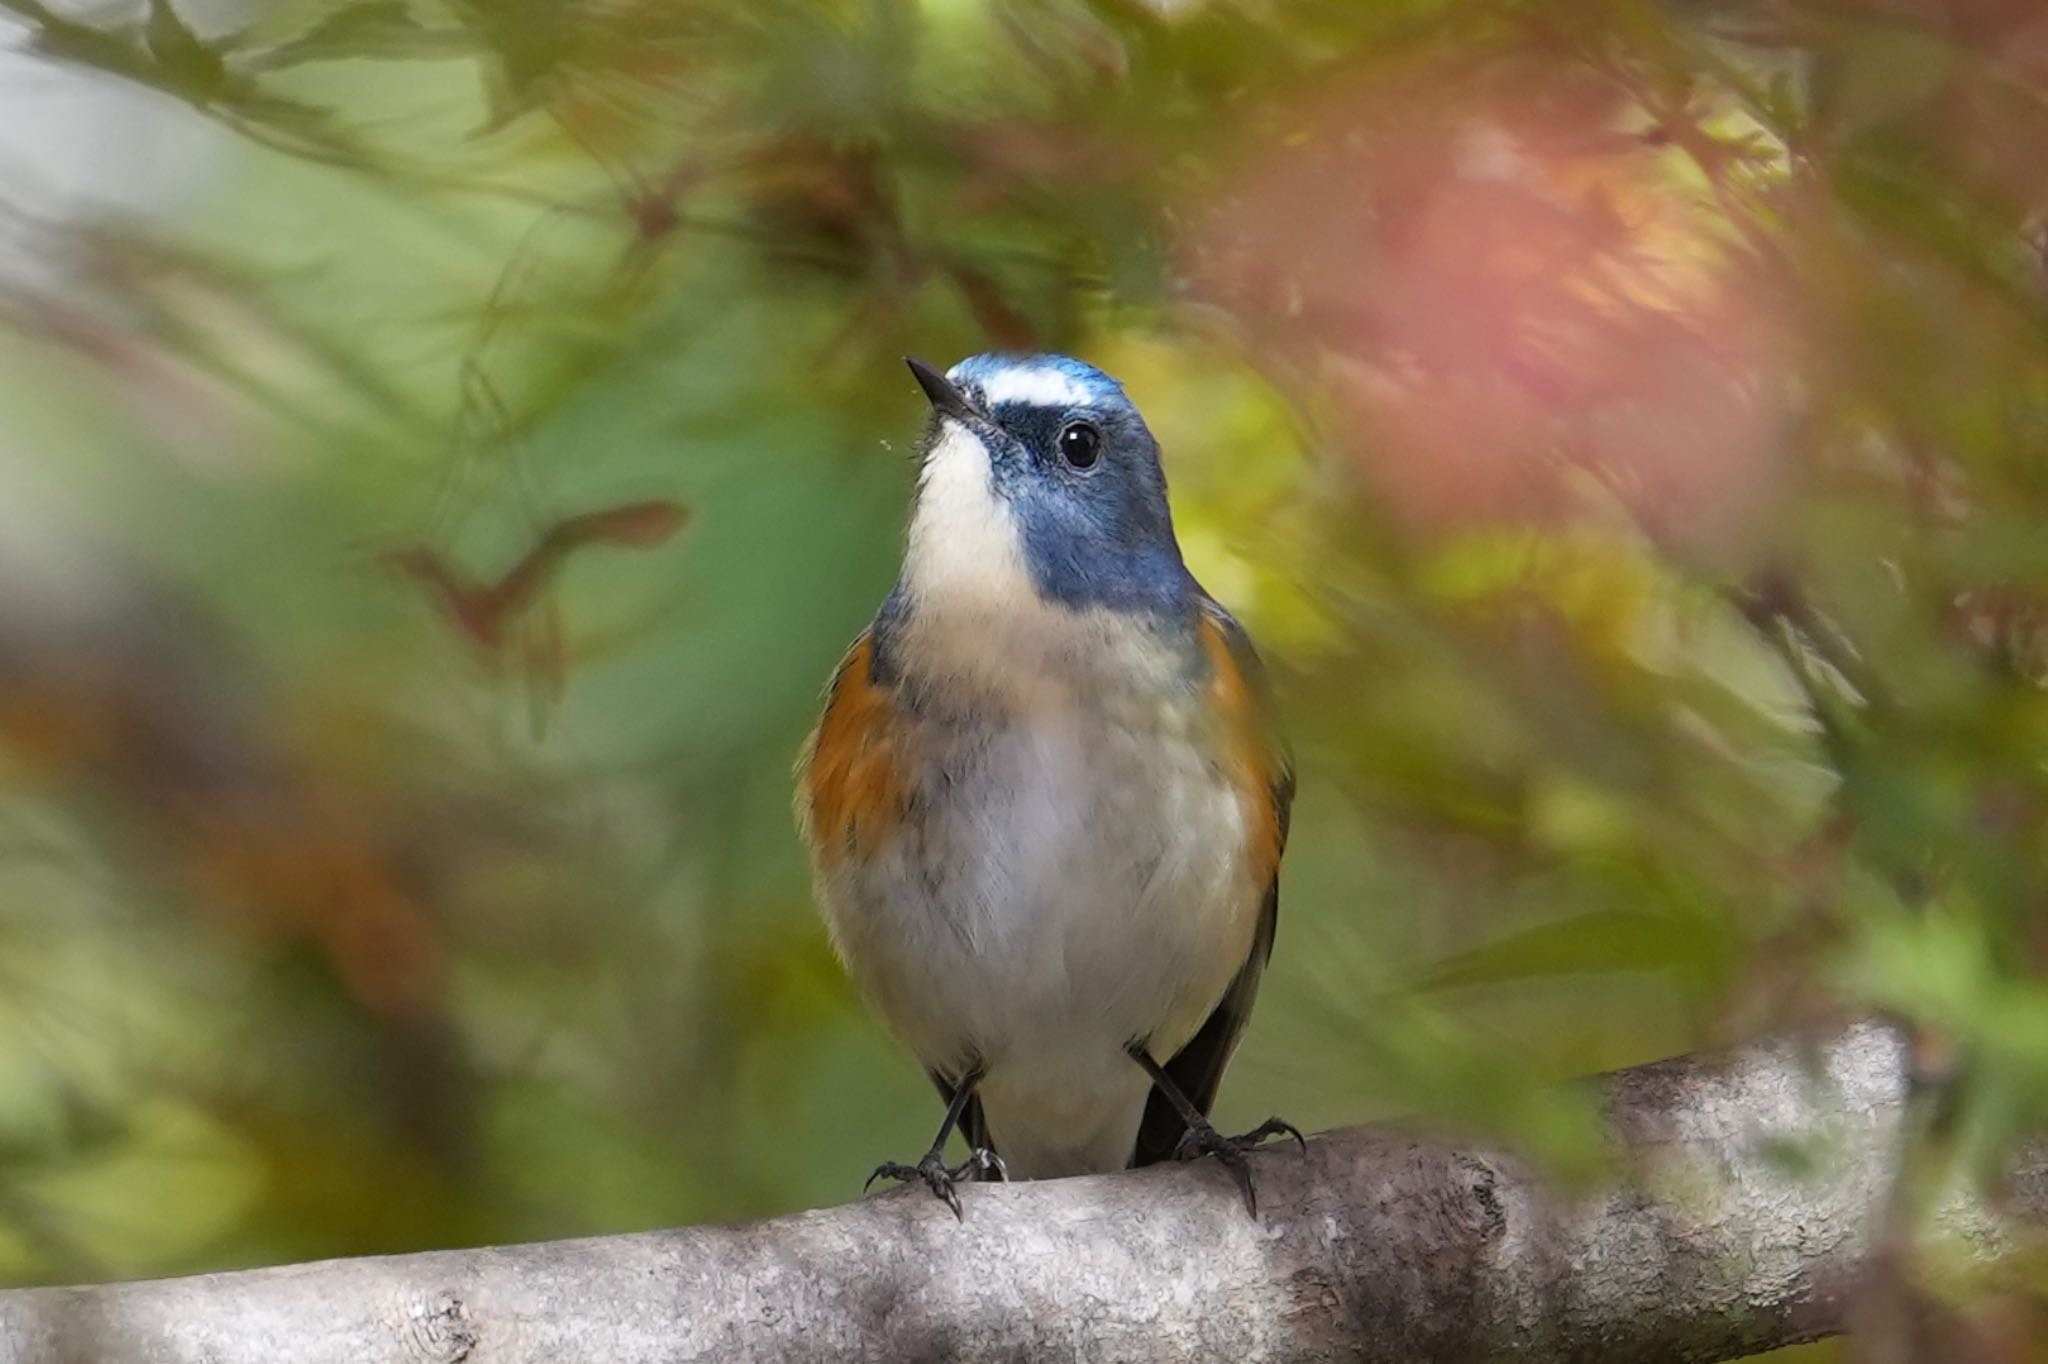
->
946, 353, 1135, 417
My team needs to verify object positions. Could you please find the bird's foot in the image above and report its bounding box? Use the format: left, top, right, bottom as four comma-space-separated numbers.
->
864, 1147, 1007, 1219
1171, 1115, 1306, 1218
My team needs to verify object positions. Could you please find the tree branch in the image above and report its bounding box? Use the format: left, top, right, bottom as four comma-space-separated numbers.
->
0, 1022, 2038, 1364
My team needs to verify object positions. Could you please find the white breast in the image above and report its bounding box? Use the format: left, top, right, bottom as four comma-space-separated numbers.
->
817, 618, 1261, 1178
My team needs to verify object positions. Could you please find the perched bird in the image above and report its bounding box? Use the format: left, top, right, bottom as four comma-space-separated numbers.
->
797, 353, 1297, 1216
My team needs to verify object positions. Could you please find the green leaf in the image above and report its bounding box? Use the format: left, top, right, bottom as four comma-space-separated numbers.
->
1416, 908, 1727, 994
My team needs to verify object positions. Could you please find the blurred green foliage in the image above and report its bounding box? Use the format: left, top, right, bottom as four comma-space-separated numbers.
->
0, 0, 2045, 1352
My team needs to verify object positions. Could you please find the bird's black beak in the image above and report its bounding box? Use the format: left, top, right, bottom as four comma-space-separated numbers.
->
905, 356, 986, 424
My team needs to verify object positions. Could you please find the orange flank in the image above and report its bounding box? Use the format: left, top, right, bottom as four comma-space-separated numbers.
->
1196, 610, 1290, 894
800, 632, 907, 865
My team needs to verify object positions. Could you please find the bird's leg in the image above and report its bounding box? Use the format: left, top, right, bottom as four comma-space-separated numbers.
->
864, 1066, 1006, 1219
1127, 1046, 1304, 1218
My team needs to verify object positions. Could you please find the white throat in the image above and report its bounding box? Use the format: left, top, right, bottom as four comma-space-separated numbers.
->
898, 420, 1084, 700
902, 420, 1035, 615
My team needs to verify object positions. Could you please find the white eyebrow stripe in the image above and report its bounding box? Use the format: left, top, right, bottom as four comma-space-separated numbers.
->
954, 364, 1092, 410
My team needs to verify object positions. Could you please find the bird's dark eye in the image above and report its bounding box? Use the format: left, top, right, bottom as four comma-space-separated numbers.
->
1058, 422, 1101, 470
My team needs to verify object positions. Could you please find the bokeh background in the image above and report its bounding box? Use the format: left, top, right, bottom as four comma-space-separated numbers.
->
1, 0, 2045, 1355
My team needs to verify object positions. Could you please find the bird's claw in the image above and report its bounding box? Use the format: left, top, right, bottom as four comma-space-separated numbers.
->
1171, 1115, 1306, 1218
864, 1147, 1007, 1219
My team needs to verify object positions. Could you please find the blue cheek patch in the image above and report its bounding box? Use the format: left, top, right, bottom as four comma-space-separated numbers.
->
933, 353, 1198, 618
1010, 472, 1194, 615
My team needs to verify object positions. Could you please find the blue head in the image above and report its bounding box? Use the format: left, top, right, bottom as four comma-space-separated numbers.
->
897, 353, 1197, 618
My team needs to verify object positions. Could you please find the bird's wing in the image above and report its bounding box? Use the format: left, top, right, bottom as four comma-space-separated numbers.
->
796, 628, 908, 870
1130, 599, 1294, 1168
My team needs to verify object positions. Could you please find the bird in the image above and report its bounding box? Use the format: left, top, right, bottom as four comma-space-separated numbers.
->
796, 352, 1298, 1217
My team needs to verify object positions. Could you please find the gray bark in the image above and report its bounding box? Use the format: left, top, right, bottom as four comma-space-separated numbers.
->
0, 1022, 2036, 1364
